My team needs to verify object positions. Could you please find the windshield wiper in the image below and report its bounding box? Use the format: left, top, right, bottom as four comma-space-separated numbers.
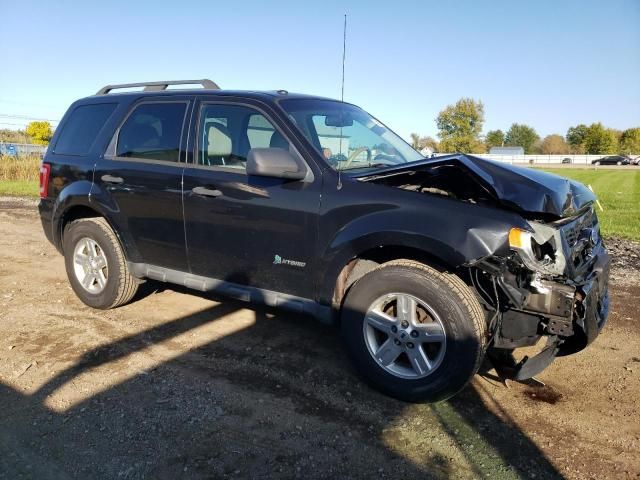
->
338, 162, 389, 171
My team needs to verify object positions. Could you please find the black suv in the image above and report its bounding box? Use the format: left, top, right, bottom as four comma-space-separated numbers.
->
591, 155, 630, 166
39, 80, 611, 402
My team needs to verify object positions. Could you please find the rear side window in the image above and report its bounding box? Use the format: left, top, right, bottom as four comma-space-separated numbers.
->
117, 102, 187, 162
54, 103, 117, 155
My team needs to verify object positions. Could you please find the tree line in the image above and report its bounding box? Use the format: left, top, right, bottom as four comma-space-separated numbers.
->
411, 98, 640, 155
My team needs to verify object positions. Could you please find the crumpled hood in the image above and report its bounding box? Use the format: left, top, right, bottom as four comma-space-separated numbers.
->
357, 154, 596, 218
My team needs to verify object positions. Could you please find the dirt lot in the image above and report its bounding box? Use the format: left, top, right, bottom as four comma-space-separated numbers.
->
0, 198, 639, 479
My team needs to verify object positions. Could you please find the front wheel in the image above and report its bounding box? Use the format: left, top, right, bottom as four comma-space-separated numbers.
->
63, 217, 139, 309
341, 260, 486, 402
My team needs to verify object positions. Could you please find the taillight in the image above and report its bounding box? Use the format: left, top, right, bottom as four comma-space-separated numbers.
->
39, 163, 51, 199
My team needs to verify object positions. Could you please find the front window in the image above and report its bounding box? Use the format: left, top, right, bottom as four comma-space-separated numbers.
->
279, 99, 422, 172
197, 104, 289, 171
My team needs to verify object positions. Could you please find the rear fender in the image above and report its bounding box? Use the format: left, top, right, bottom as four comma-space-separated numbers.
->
51, 181, 141, 262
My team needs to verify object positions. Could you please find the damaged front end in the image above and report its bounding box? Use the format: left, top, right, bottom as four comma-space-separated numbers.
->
472, 206, 611, 380
357, 154, 611, 380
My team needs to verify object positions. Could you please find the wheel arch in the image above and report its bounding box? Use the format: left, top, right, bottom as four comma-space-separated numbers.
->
52, 190, 137, 262
58, 205, 102, 246
326, 240, 464, 311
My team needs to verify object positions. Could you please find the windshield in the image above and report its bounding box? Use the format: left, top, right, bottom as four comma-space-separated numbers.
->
279, 99, 423, 172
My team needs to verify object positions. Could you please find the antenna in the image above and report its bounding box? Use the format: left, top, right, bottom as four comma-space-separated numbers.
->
337, 13, 347, 190
341, 14, 347, 102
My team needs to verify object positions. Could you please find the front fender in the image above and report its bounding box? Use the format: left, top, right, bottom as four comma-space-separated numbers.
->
316, 194, 530, 306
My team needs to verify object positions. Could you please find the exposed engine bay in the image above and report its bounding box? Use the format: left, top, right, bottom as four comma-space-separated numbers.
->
357, 154, 598, 218
370, 163, 499, 208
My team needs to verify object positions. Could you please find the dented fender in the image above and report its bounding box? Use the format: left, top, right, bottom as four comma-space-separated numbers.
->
315, 179, 530, 305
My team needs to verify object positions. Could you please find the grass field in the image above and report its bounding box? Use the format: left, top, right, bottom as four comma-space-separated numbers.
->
0, 179, 39, 197
0, 154, 40, 181
540, 169, 640, 241
0, 154, 40, 197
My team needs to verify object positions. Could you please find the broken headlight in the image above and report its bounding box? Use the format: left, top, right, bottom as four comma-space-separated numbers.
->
508, 222, 566, 276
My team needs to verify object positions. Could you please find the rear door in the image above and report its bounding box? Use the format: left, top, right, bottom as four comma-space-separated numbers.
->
93, 97, 192, 271
181, 98, 322, 298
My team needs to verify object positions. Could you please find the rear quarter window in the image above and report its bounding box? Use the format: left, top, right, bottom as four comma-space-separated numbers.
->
54, 103, 117, 156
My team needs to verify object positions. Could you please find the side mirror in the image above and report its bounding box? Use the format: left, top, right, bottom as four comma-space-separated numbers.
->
246, 148, 306, 180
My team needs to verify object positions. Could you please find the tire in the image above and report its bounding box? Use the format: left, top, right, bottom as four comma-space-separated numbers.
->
594, 161, 600, 166
63, 217, 139, 309
341, 260, 486, 402
617, 161, 622, 166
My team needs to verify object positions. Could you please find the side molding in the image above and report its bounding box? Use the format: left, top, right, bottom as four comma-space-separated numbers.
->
128, 263, 334, 325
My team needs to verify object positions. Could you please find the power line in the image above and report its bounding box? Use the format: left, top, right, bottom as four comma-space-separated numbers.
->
0, 122, 33, 127
0, 98, 60, 109
0, 113, 60, 123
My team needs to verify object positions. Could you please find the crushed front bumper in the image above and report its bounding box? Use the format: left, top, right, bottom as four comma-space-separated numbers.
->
479, 240, 611, 380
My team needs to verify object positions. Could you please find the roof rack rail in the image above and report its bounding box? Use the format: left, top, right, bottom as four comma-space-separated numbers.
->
96, 79, 220, 95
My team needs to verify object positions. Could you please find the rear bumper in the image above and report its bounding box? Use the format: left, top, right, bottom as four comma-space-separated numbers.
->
38, 199, 57, 249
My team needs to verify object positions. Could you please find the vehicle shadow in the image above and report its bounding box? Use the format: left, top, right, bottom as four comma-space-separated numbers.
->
0, 283, 563, 479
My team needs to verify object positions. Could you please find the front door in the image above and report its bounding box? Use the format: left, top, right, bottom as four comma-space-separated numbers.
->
181, 100, 322, 299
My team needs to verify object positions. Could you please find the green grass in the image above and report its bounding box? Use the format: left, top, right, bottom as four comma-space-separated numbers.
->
540, 168, 640, 241
0, 154, 40, 197
0, 179, 39, 197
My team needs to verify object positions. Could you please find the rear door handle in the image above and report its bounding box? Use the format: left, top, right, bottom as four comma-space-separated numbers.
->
192, 186, 223, 197
101, 174, 124, 184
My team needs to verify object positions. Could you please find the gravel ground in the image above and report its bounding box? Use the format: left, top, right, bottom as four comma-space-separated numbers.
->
606, 237, 640, 272
0, 199, 639, 479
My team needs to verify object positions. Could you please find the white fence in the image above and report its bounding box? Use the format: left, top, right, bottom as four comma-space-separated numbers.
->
436, 153, 638, 165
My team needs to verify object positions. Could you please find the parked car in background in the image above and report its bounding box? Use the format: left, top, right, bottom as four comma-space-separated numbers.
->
591, 155, 629, 166
561, 157, 571, 164
0, 143, 18, 156
630, 156, 640, 165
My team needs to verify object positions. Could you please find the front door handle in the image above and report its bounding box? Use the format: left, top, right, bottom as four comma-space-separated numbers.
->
101, 174, 124, 184
192, 186, 223, 197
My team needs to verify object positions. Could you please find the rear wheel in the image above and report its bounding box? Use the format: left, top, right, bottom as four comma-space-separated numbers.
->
594, 161, 601, 166
341, 260, 486, 402
63, 218, 139, 309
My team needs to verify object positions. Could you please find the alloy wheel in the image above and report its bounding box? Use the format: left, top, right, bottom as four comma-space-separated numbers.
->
73, 237, 108, 294
363, 293, 447, 379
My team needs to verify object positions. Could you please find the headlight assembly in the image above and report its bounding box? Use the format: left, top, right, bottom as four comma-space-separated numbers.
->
508, 223, 566, 276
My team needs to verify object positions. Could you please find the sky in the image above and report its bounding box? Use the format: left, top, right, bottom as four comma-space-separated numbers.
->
0, 0, 639, 142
